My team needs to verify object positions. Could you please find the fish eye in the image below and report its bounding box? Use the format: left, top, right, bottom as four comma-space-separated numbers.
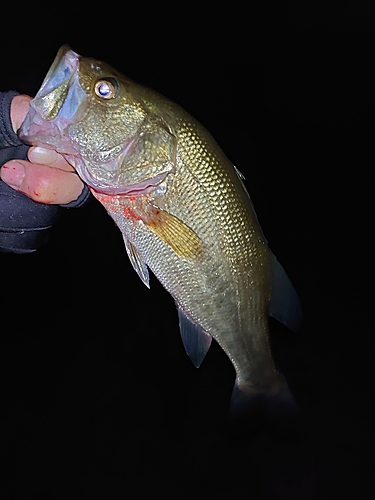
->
94, 78, 118, 99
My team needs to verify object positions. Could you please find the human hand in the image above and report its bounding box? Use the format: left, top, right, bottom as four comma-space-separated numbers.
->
0, 94, 84, 205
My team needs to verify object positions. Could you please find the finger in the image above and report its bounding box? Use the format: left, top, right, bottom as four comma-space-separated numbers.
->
10, 94, 32, 132
1, 160, 84, 205
28, 146, 75, 172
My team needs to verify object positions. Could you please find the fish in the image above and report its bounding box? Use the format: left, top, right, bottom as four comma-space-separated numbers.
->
19, 45, 303, 426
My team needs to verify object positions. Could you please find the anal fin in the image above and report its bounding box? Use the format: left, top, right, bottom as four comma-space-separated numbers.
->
177, 308, 212, 368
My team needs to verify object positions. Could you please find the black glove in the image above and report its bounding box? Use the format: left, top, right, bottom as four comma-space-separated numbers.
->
0, 90, 91, 254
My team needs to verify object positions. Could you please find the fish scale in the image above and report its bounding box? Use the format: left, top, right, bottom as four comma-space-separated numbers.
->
19, 45, 303, 423
118, 118, 274, 384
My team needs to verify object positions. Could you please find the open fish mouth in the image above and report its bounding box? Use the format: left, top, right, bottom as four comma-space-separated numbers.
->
25, 45, 81, 122
18, 45, 84, 154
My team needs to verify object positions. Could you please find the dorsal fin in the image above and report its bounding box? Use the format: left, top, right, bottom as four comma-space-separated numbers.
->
268, 251, 302, 332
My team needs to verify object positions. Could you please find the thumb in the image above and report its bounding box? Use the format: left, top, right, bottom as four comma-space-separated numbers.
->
1, 160, 84, 205
11, 94, 32, 132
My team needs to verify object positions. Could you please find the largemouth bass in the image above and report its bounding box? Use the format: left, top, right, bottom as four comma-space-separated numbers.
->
19, 46, 302, 424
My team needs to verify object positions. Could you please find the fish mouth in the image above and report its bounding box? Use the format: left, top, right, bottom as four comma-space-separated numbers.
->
18, 45, 84, 153
28, 44, 80, 121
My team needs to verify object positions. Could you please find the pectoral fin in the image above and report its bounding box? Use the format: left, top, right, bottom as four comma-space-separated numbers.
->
145, 207, 202, 258
177, 308, 212, 368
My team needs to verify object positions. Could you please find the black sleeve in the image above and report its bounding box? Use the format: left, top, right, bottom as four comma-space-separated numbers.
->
0, 90, 92, 254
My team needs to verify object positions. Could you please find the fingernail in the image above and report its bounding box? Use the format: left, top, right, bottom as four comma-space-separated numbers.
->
1, 161, 25, 189
28, 146, 57, 165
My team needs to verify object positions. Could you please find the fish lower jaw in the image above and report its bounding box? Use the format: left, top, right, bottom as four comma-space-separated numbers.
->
78, 169, 169, 196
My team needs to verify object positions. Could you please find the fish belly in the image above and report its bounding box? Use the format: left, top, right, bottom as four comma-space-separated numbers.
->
106, 156, 278, 391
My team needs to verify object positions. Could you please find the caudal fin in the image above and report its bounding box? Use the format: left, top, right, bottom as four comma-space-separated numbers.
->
228, 375, 302, 436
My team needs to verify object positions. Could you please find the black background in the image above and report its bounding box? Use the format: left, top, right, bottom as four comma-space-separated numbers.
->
1, 3, 373, 499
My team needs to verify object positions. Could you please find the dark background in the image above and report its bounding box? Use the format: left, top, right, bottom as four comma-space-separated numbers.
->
1, 3, 373, 499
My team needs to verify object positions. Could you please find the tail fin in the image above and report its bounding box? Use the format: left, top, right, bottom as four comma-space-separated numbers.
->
228, 375, 302, 436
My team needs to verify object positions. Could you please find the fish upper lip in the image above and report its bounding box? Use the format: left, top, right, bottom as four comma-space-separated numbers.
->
37, 45, 79, 100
